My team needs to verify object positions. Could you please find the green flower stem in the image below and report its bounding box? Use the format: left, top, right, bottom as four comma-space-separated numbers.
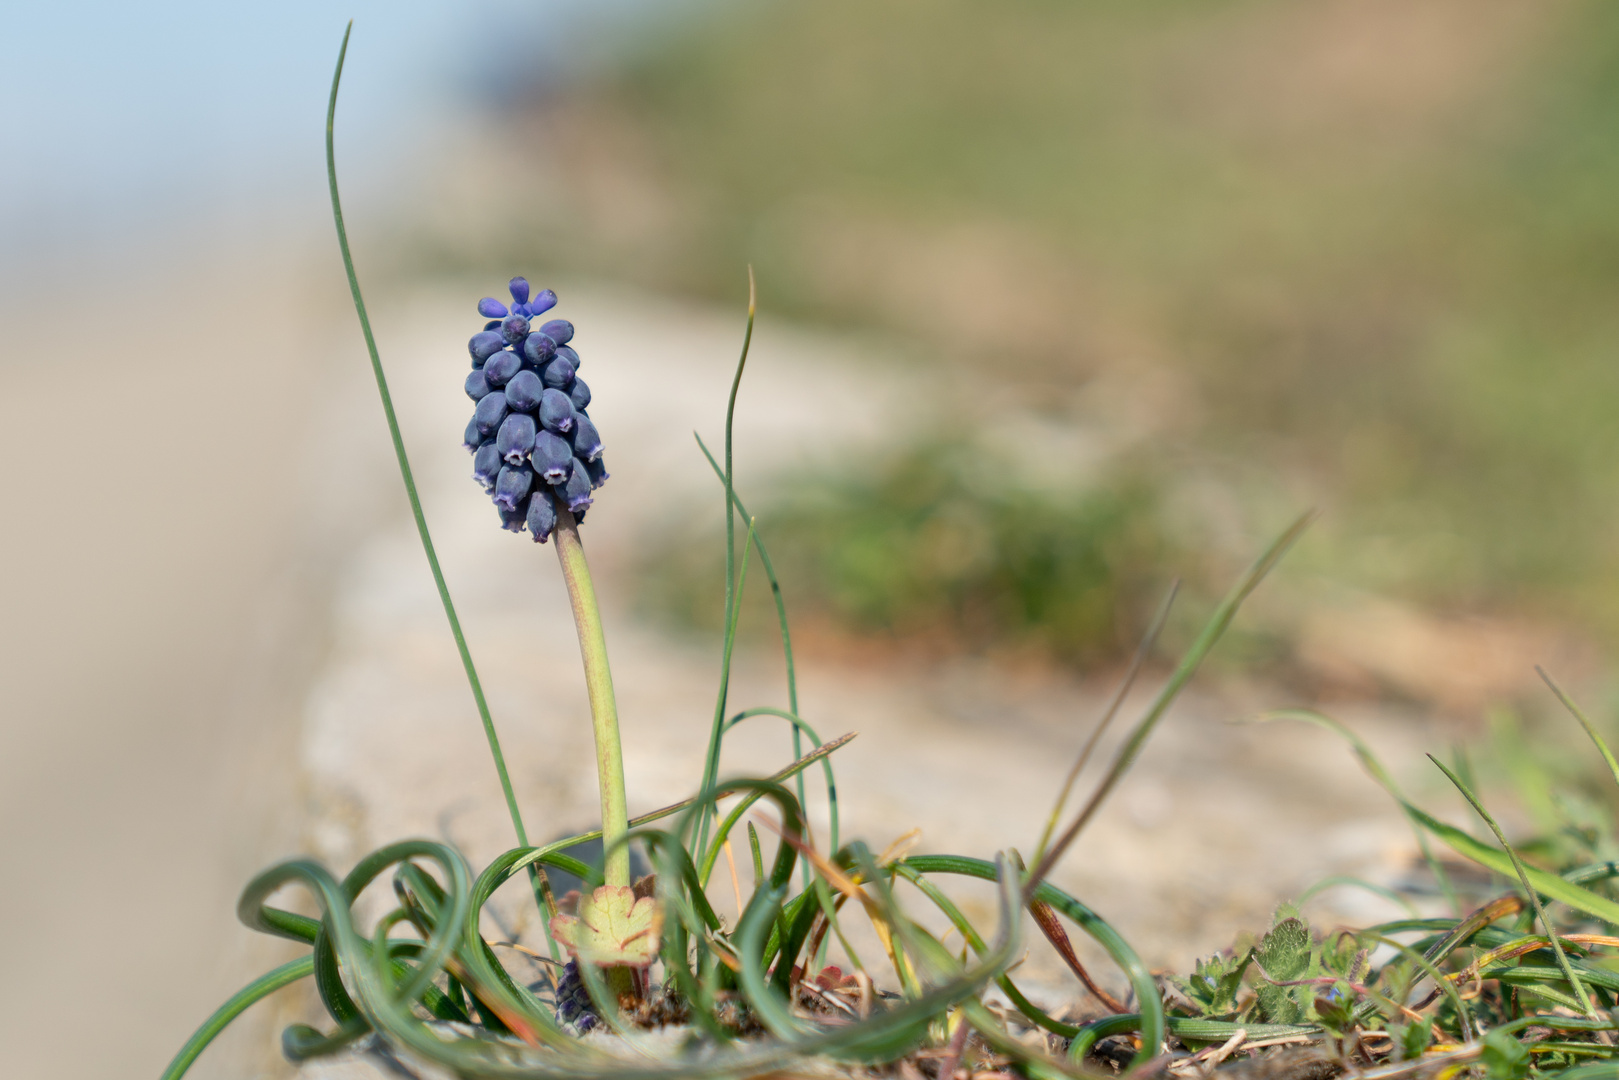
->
552, 503, 630, 890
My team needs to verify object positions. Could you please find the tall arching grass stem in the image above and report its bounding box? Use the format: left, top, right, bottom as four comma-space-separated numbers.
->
326, 24, 539, 898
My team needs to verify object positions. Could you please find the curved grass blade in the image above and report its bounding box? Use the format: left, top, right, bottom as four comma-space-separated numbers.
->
696, 269, 757, 856
1539, 666, 1619, 794
703, 707, 842, 883
696, 432, 808, 874
899, 853, 1164, 1069
1428, 754, 1596, 1017
1298, 874, 1422, 919
1253, 707, 1460, 913
1034, 580, 1177, 867
325, 25, 543, 926
1400, 798, 1619, 926
161, 956, 316, 1080
1028, 512, 1312, 894
894, 861, 1084, 1037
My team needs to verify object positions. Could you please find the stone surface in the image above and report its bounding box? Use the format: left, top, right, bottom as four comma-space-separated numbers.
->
255, 284, 1455, 1075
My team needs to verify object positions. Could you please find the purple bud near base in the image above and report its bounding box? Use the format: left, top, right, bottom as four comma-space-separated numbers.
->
571, 415, 603, 462
584, 454, 609, 489
478, 297, 508, 319
498, 498, 528, 533
483, 350, 521, 387
469, 330, 505, 364
539, 319, 574, 345
463, 415, 481, 450
494, 463, 534, 511
508, 277, 530, 305
556, 345, 580, 369
539, 388, 576, 434
562, 458, 593, 513
526, 488, 557, 542
500, 313, 530, 345
523, 332, 556, 365
472, 442, 501, 489
504, 369, 543, 412
474, 391, 509, 436
496, 412, 538, 464
465, 369, 492, 401
531, 430, 573, 484
542, 355, 575, 390
528, 288, 558, 316
568, 376, 591, 411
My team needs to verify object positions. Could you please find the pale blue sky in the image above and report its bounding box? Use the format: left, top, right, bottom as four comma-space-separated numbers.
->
0, 1, 674, 258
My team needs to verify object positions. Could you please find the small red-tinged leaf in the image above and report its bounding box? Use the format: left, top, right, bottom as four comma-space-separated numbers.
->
549, 885, 662, 967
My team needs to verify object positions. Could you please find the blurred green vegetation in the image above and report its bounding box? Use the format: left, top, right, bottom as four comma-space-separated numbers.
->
427, 0, 1619, 657
645, 445, 1185, 664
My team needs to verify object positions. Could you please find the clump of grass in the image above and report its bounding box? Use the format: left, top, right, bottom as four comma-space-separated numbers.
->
644, 443, 1187, 667
1132, 692, 1619, 1080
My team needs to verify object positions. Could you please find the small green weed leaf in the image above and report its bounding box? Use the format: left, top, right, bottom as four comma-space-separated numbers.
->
1311, 988, 1356, 1034
1482, 1027, 1531, 1080
549, 885, 662, 967
1171, 950, 1252, 1018
1254, 917, 1313, 1023
1395, 1021, 1432, 1062
1256, 918, 1310, 980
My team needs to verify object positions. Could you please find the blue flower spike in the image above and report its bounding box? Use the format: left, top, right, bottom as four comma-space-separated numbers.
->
460, 280, 605, 542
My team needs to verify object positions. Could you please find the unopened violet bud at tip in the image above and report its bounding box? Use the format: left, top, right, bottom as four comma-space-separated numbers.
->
478, 297, 508, 319
463, 415, 481, 450
562, 457, 593, 513
493, 463, 535, 512
571, 415, 603, 462
483, 350, 521, 387
531, 430, 573, 485
498, 498, 528, 533
465, 369, 491, 402
474, 390, 509, 436
496, 412, 538, 465
523, 332, 556, 365
472, 442, 501, 490
584, 454, 609, 489
539, 318, 574, 345
500, 313, 530, 345
527, 487, 557, 543
468, 330, 505, 364
508, 277, 530, 305
542, 355, 575, 390
528, 288, 558, 316
539, 387, 576, 435
568, 376, 591, 411
503, 369, 543, 412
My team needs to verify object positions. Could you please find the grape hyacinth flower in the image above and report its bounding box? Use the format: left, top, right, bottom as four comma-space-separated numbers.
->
462, 278, 607, 543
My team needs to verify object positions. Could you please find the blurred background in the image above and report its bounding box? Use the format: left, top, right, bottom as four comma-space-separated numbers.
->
6, 1, 1619, 1075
